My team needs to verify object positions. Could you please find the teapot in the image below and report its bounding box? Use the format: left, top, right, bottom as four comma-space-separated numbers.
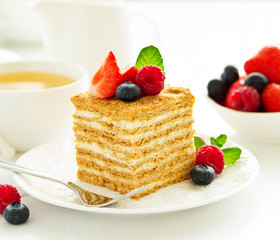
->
29, 0, 133, 76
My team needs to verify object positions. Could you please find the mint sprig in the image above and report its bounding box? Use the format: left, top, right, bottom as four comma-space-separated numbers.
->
210, 134, 227, 148
136, 45, 165, 73
193, 134, 242, 166
222, 147, 242, 166
193, 136, 206, 151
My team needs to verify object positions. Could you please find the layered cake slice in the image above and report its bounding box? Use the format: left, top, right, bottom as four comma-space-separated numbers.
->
71, 46, 196, 199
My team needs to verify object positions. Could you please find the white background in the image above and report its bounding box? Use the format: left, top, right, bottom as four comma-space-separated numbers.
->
0, 1, 280, 239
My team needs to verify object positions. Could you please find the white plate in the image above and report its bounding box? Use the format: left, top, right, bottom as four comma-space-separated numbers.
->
14, 134, 259, 215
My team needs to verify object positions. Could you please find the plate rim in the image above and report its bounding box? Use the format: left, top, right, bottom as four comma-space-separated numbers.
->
14, 133, 260, 215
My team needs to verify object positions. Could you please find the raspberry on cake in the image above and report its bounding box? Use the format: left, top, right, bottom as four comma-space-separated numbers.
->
71, 46, 196, 199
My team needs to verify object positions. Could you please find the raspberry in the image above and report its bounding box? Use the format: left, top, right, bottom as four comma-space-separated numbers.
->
225, 86, 260, 112
227, 76, 245, 96
0, 184, 21, 214
261, 83, 280, 112
244, 46, 280, 84
134, 65, 165, 95
196, 145, 225, 174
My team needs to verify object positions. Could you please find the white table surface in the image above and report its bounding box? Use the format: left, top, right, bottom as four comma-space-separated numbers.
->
1, 1, 280, 239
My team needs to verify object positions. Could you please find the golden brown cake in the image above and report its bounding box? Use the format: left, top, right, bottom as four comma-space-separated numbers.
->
71, 84, 196, 199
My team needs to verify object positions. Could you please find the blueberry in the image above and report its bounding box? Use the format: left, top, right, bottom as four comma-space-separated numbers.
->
3, 201, 30, 225
221, 65, 239, 86
244, 72, 268, 93
115, 82, 141, 102
190, 164, 215, 185
207, 79, 228, 101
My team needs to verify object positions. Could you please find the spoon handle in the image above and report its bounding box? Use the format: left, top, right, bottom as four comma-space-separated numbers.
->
0, 158, 67, 187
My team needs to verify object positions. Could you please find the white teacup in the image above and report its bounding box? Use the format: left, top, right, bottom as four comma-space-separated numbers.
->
0, 60, 88, 152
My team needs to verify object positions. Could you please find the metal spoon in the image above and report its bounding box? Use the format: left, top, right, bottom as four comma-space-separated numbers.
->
0, 159, 149, 207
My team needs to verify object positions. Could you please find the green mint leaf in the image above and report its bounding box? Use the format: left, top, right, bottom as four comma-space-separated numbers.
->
136, 45, 165, 73
222, 147, 242, 166
210, 137, 217, 146
215, 134, 227, 148
193, 136, 206, 151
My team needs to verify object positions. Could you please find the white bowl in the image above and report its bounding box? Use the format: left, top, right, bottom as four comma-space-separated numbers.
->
207, 96, 280, 144
0, 60, 88, 152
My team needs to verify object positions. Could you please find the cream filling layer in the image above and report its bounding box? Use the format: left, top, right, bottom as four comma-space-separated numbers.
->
74, 107, 191, 130
76, 137, 194, 166
73, 118, 194, 141
78, 160, 189, 184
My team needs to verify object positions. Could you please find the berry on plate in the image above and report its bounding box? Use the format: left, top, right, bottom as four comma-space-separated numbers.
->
244, 46, 280, 84
120, 64, 138, 84
261, 83, 280, 112
244, 72, 268, 93
90, 51, 121, 98
221, 65, 239, 86
134, 65, 165, 95
225, 86, 261, 112
3, 201, 29, 225
190, 164, 215, 185
115, 82, 141, 102
207, 79, 228, 101
0, 184, 21, 214
195, 145, 225, 174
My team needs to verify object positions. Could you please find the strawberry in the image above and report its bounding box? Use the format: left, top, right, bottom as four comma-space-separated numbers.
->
244, 46, 280, 84
120, 64, 138, 84
261, 83, 280, 112
90, 51, 121, 98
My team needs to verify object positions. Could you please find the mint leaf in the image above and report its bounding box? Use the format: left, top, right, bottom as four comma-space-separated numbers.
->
215, 134, 227, 148
210, 137, 217, 146
136, 45, 165, 73
222, 147, 242, 166
193, 136, 206, 151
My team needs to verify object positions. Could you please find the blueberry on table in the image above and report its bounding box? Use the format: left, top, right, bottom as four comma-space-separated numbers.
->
115, 82, 141, 102
244, 72, 268, 93
207, 79, 228, 101
3, 201, 30, 225
221, 65, 239, 86
190, 164, 215, 185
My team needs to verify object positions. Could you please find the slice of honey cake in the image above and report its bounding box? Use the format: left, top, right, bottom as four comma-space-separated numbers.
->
71, 85, 195, 199
71, 46, 196, 199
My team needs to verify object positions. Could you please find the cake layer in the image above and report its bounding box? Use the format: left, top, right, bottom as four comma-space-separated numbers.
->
77, 161, 194, 199
76, 149, 195, 177
75, 136, 194, 164
73, 109, 192, 134
75, 127, 192, 150
73, 120, 194, 146
74, 107, 190, 130
75, 133, 194, 160
71, 85, 195, 121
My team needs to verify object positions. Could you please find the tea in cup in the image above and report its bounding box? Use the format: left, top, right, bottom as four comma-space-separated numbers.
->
0, 60, 88, 152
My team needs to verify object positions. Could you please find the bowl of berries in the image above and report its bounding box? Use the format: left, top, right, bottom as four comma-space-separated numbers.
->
207, 46, 280, 144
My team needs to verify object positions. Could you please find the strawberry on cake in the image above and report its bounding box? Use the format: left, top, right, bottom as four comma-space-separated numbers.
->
71, 46, 196, 199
